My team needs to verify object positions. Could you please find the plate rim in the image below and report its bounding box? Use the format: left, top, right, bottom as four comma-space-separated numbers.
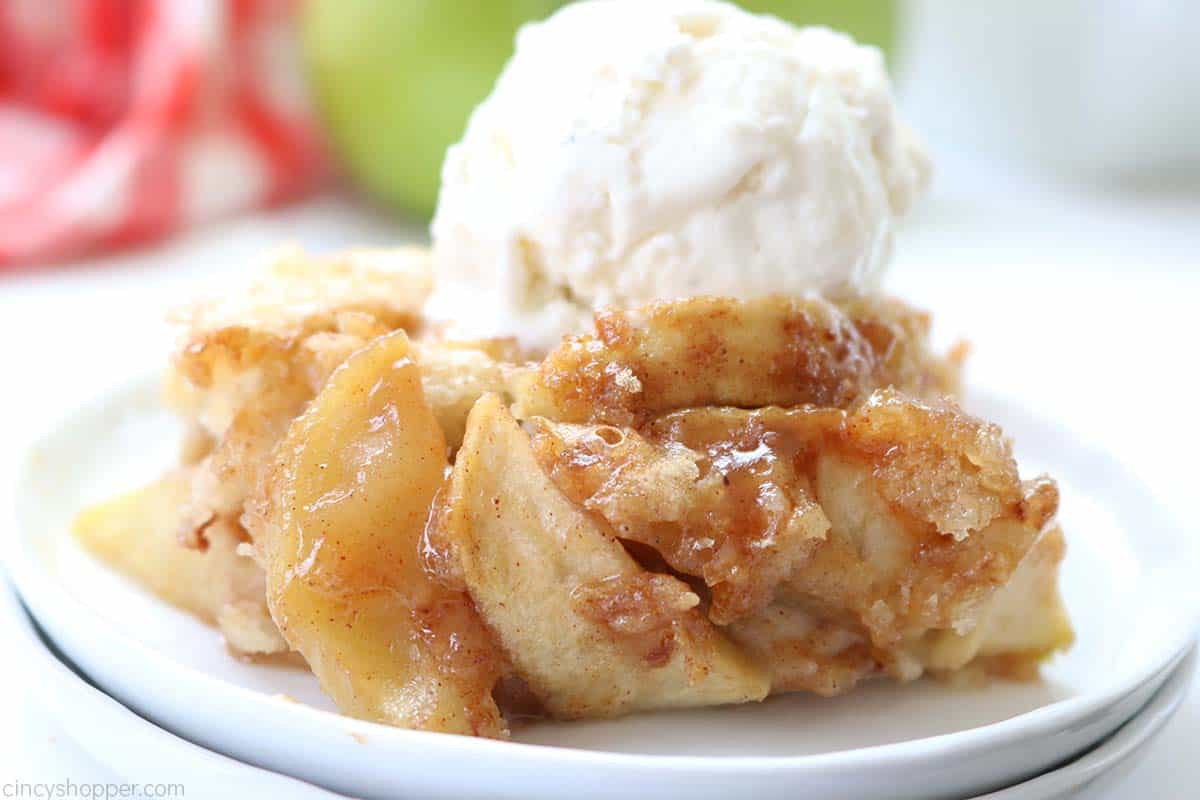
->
7, 578, 1193, 800
970, 646, 1195, 799
0, 581, 346, 798
6, 372, 1200, 776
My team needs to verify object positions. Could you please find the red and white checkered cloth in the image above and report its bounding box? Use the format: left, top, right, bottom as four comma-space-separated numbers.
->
0, 0, 328, 268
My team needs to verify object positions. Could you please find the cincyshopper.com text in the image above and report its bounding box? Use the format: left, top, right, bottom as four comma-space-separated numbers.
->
3, 781, 184, 799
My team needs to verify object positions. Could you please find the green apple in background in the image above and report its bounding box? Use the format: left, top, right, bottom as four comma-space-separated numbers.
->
736, 0, 895, 54
303, 0, 894, 219
302, 0, 564, 219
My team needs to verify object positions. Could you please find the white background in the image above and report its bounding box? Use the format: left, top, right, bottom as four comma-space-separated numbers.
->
0, 171, 1197, 798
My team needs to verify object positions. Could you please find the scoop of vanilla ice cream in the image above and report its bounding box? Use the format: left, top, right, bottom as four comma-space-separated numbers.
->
430, 0, 930, 346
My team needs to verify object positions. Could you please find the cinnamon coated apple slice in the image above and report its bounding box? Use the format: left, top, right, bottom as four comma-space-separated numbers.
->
74, 469, 285, 656
248, 330, 506, 736
432, 393, 769, 719
511, 294, 960, 426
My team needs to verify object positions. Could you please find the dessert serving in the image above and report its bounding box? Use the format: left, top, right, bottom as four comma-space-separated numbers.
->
74, 0, 1072, 739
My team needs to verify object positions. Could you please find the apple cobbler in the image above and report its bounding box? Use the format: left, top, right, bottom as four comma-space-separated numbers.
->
75, 247, 1072, 737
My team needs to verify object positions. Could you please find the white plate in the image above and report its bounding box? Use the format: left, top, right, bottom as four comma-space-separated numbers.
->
6, 377, 1199, 800
980, 648, 1195, 799
5, 583, 1194, 800
3, 584, 341, 798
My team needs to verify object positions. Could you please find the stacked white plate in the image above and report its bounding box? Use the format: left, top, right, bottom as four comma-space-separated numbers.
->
7, 377, 1200, 800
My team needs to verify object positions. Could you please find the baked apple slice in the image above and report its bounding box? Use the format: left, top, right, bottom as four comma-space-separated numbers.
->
512, 294, 960, 426
248, 330, 506, 736
432, 393, 769, 719
74, 469, 285, 656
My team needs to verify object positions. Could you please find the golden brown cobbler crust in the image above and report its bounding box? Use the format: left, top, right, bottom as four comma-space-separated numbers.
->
75, 251, 1069, 727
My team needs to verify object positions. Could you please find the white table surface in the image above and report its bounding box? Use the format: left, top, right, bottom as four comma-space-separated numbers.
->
1, 179, 1197, 798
